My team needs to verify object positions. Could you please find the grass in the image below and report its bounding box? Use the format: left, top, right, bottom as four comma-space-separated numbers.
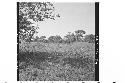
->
18, 42, 95, 81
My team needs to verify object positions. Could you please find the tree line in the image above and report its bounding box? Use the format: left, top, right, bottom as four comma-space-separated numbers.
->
31, 30, 95, 43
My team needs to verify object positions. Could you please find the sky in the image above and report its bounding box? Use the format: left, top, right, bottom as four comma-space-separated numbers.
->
35, 3, 95, 38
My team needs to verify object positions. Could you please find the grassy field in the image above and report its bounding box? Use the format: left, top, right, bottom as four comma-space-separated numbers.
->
18, 42, 95, 81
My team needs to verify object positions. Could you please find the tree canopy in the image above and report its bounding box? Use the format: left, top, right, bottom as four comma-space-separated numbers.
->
84, 34, 95, 43
48, 35, 62, 43
75, 30, 86, 41
18, 2, 59, 42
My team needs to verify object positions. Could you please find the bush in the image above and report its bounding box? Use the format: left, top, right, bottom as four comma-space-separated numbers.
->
84, 34, 95, 43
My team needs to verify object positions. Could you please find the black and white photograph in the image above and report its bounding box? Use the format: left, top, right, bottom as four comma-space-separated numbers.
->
17, 2, 99, 81
2, 0, 125, 83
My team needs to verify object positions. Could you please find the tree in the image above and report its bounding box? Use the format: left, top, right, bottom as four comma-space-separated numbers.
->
48, 36, 54, 43
40, 36, 46, 40
33, 36, 39, 42
18, 2, 60, 42
84, 34, 95, 43
55, 35, 62, 43
64, 32, 76, 43
48, 35, 62, 43
39, 36, 46, 42
75, 30, 86, 42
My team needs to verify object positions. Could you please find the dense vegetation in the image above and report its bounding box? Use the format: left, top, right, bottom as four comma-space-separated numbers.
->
18, 42, 95, 81
18, 2, 95, 81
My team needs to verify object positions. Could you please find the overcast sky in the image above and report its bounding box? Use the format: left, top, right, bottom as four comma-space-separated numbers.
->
35, 2, 95, 38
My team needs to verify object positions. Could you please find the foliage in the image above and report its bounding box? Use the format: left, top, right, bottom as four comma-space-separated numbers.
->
75, 30, 86, 42
84, 34, 95, 43
63, 30, 86, 43
18, 2, 95, 81
22, 29, 95, 44
64, 32, 76, 43
18, 42, 95, 81
19, 62, 94, 81
48, 35, 62, 43
19, 2, 59, 42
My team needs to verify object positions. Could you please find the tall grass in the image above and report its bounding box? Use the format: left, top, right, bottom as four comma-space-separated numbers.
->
18, 41, 95, 81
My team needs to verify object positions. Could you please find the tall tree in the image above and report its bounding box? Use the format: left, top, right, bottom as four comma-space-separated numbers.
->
18, 2, 60, 42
